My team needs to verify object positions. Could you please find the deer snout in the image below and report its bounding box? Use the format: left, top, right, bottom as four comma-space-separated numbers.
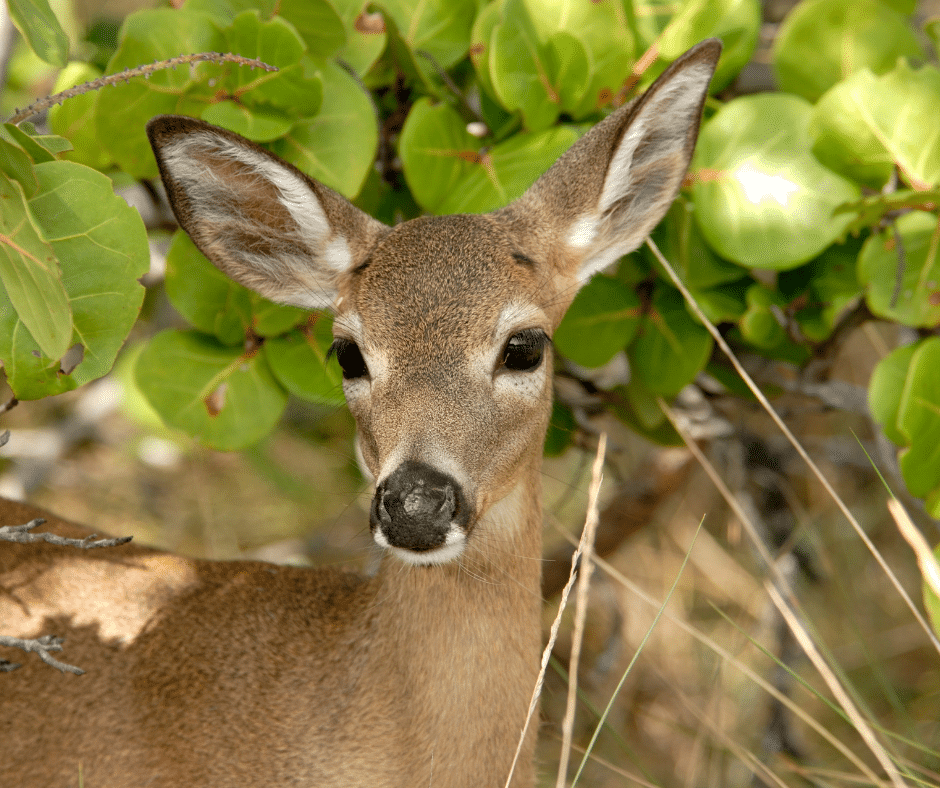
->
371, 461, 472, 564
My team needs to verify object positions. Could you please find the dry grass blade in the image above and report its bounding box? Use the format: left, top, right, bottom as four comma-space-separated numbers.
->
647, 236, 940, 656
555, 434, 606, 788
767, 583, 910, 788
504, 434, 607, 788
888, 498, 940, 601
587, 550, 892, 787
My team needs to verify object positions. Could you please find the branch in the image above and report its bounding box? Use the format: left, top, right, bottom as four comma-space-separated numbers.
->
8, 52, 278, 124
0, 634, 84, 675
0, 519, 132, 549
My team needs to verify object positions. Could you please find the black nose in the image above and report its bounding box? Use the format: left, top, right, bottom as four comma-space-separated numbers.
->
371, 461, 469, 551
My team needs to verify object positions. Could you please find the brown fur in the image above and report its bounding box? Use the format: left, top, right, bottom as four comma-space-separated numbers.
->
0, 41, 720, 787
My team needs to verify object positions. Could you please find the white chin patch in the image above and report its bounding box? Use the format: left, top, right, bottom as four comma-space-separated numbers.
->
373, 528, 467, 566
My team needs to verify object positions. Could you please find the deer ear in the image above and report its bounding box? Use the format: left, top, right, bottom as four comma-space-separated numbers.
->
507, 39, 721, 284
147, 116, 387, 310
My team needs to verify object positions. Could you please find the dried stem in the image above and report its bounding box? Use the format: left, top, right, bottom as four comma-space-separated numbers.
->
504, 435, 607, 788
8, 52, 278, 124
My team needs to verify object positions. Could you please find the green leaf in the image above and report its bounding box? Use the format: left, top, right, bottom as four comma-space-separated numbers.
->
811, 62, 940, 190
489, 0, 559, 131
183, 0, 279, 23
925, 543, 940, 636
651, 199, 744, 290
897, 337, 940, 501
739, 282, 786, 349
0, 136, 38, 196
869, 342, 917, 446
7, 0, 69, 67
330, 0, 387, 76
858, 211, 940, 328
629, 286, 712, 395
609, 382, 681, 445
399, 98, 579, 214
544, 399, 576, 456
692, 93, 859, 269
3, 123, 57, 163
200, 102, 295, 142
523, 0, 635, 117
31, 162, 148, 386
373, 0, 475, 69
0, 172, 71, 361
554, 275, 640, 368
272, 60, 376, 198
265, 316, 344, 405
772, 0, 922, 102
277, 0, 347, 57
655, 0, 760, 92
398, 98, 479, 212
135, 330, 288, 450
0, 162, 149, 399
165, 231, 253, 346
48, 62, 113, 171
442, 127, 579, 214
95, 8, 226, 178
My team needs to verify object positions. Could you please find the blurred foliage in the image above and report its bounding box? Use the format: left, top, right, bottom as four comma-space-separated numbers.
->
1, 0, 940, 519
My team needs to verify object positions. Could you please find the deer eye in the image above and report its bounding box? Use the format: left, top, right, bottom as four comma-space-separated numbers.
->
328, 338, 369, 380
500, 329, 547, 373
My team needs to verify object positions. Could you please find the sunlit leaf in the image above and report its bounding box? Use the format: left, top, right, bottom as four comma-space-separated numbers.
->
692, 93, 859, 269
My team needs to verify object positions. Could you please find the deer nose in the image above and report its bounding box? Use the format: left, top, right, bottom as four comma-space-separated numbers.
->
371, 461, 468, 552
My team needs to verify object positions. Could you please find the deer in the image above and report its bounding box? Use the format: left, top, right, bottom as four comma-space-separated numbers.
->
0, 40, 720, 787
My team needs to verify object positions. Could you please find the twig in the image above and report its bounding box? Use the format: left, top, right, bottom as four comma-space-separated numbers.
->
0, 519, 132, 549
0, 634, 84, 674
556, 433, 606, 788
8, 52, 278, 124
504, 435, 607, 788
888, 498, 940, 602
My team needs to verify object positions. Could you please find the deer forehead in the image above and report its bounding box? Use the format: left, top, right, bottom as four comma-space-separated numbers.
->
339, 215, 549, 354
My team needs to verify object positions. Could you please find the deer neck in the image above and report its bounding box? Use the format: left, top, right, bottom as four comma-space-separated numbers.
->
362, 460, 544, 783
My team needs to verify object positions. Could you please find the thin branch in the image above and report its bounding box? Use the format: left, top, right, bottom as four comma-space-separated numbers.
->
8, 52, 278, 124
0, 634, 84, 674
0, 519, 132, 549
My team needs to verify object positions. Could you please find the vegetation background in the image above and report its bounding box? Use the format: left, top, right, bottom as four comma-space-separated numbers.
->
1, 0, 939, 785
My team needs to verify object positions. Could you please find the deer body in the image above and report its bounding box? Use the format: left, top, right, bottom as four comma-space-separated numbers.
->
0, 42, 719, 787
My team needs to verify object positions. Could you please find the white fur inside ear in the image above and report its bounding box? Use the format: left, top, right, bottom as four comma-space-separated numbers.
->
566, 215, 599, 249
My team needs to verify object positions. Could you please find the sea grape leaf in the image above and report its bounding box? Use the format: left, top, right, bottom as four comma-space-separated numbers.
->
264, 316, 344, 406
692, 92, 859, 269
330, 0, 386, 76
272, 60, 376, 198
897, 338, 940, 506
772, 0, 922, 102
869, 342, 917, 447
95, 8, 225, 178
135, 329, 288, 450
165, 231, 254, 346
858, 211, 940, 328
0, 171, 71, 362
0, 162, 148, 399
8, 0, 68, 67
554, 275, 641, 368
372, 0, 475, 69
48, 62, 113, 171
629, 286, 712, 395
654, 0, 760, 92
811, 62, 940, 190
277, 0, 346, 57
489, 0, 559, 131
